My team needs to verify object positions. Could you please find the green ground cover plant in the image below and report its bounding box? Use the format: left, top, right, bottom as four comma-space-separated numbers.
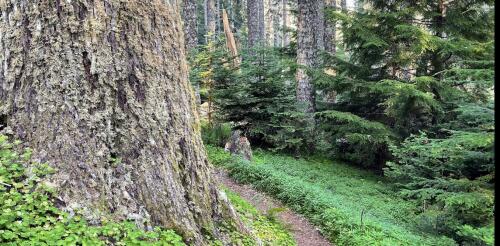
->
0, 135, 297, 246
0, 135, 186, 246
207, 145, 458, 246
223, 188, 296, 246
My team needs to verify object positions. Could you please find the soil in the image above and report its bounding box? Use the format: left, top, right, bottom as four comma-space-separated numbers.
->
215, 168, 332, 246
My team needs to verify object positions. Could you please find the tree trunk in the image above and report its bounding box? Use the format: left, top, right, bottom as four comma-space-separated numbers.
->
282, 0, 290, 46
324, 0, 337, 55
0, 1, 246, 245
296, 0, 324, 113
341, 0, 347, 11
182, 0, 199, 53
247, 0, 265, 49
216, 0, 221, 35
182, 0, 202, 107
264, 0, 284, 47
205, 0, 217, 41
222, 9, 240, 67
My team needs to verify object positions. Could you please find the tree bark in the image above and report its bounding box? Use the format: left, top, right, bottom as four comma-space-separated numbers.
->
296, 0, 324, 113
247, 0, 265, 49
0, 1, 246, 245
264, 0, 284, 47
205, 0, 217, 41
282, 0, 290, 46
182, 0, 202, 107
324, 0, 337, 55
341, 0, 347, 11
222, 9, 240, 67
182, 0, 199, 53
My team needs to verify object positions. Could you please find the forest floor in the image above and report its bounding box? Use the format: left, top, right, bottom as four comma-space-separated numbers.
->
207, 146, 454, 245
216, 168, 332, 246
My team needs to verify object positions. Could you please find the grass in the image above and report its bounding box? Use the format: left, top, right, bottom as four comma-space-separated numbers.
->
207, 146, 457, 246
224, 187, 297, 246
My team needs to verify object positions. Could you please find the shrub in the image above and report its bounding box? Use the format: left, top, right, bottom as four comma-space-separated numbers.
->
0, 135, 186, 245
316, 110, 395, 169
384, 131, 494, 245
201, 120, 232, 147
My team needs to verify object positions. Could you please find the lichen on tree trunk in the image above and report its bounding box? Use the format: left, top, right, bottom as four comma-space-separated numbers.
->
0, 0, 246, 244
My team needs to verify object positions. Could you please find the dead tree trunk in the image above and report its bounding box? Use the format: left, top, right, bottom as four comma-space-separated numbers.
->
0, 1, 246, 245
222, 9, 240, 67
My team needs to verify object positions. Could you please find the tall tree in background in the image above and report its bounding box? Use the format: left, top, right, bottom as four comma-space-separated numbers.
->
182, 0, 199, 52
0, 1, 246, 244
341, 0, 347, 11
205, 0, 217, 41
282, 0, 290, 46
264, 0, 283, 47
296, 0, 324, 113
247, 0, 265, 49
324, 0, 337, 55
182, 0, 202, 106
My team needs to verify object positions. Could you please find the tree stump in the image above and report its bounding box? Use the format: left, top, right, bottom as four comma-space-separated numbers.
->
226, 130, 252, 161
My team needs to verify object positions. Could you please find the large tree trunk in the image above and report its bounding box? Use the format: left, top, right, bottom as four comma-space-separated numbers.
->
247, 0, 265, 49
182, 0, 202, 107
0, 1, 246, 245
296, 0, 324, 113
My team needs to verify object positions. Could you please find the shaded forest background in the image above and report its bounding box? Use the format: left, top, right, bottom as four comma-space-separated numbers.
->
184, 0, 495, 245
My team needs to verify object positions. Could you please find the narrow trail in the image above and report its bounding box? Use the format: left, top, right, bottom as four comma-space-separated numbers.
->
215, 168, 332, 246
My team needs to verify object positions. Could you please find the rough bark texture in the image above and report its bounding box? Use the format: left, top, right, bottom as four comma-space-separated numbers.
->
324, 0, 336, 55
182, 0, 202, 107
0, 1, 246, 244
182, 0, 199, 53
296, 0, 324, 113
263, 0, 287, 47
247, 0, 265, 49
205, 0, 217, 41
282, 0, 290, 46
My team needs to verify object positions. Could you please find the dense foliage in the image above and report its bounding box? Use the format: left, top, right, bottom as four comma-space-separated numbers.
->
191, 0, 494, 244
192, 41, 317, 154
0, 135, 186, 245
207, 146, 457, 245
0, 135, 300, 245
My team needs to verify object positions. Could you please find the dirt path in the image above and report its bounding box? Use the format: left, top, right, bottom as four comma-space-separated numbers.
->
215, 168, 332, 246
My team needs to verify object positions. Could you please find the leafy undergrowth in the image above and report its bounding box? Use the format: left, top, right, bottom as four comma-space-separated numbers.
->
0, 135, 296, 246
0, 135, 186, 245
224, 188, 297, 246
207, 145, 457, 246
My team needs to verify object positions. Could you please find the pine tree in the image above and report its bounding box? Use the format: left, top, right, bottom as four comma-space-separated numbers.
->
296, 0, 324, 114
247, 0, 265, 49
